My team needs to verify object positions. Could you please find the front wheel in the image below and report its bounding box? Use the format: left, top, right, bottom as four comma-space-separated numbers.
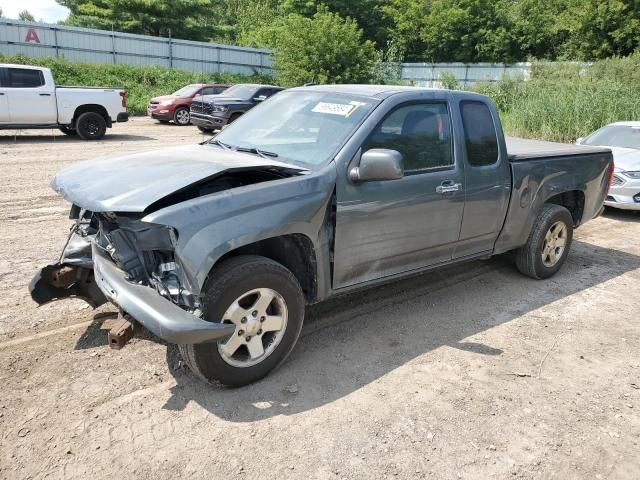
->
75, 112, 107, 140
173, 107, 190, 126
179, 256, 305, 387
197, 126, 214, 134
515, 204, 574, 279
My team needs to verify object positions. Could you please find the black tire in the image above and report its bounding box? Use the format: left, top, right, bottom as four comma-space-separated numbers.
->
58, 126, 77, 136
228, 112, 242, 124
173, 107, 191, 126
178, 255, 305, 387
198, 126, 214, 134
515, 204, 574, 279
75, 111, 107, 140
157, 120, 170, 124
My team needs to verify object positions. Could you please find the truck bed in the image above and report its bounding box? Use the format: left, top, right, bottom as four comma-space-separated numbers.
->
506, 137, 611, 162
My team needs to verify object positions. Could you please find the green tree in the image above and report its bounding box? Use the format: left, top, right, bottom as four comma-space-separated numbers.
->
252, 7, 377, 86
384, 0, 517, 62
280, 0, 392, 48
559, 0, 640, 60
18, 10, 36, 21
507, 0, 571, 60
57, 0, 225, 41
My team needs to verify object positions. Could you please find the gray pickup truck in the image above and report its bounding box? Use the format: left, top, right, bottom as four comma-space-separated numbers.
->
30, 85, 613, 386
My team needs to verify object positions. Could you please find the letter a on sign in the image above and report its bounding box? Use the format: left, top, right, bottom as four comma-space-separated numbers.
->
25, 29, 41, 43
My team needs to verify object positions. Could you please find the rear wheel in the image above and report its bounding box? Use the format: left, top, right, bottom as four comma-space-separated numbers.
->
178, 256, 305, 387
173, 107, 190, 126
515, 204, 574, 279
58, 126, 76, 136
75, 112, 107, 140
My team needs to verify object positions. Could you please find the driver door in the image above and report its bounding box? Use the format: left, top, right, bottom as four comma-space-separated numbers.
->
333, 101, 465, 288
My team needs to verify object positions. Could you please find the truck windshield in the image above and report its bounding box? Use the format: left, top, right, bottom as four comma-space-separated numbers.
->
220, 84, 261, 100
212, 91, 376, 168
584, 125, 640, 150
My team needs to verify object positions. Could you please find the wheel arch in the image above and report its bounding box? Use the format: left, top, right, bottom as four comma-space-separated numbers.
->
544, 190, 585, 227
205, 234, 319, 304
73, 104, 111, 127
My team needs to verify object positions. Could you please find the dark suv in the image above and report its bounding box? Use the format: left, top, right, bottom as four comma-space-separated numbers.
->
190, 83, 283, 133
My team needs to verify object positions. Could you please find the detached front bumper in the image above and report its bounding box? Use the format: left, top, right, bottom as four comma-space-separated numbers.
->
92, 245, 234, 344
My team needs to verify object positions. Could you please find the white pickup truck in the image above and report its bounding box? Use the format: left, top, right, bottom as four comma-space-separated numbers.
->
0, 64, 128, 140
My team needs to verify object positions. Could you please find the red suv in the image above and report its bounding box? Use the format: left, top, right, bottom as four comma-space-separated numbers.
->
148, 84, 231, 125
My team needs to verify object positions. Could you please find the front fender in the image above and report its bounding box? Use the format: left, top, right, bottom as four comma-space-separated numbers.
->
143, 165, 337, 294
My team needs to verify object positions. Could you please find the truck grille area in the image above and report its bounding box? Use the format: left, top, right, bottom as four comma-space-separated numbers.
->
190, 101, 212, 115
91, 213, 198, 308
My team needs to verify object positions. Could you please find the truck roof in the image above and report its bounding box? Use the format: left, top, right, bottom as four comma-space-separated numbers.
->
292, 84, 488, 100
0, 63, 48, 70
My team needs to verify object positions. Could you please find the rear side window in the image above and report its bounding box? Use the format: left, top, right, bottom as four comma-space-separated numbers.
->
7, 68, 45, 88
460, 101, 499, 166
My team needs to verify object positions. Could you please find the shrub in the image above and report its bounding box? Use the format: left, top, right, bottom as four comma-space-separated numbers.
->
475, 54, 640, 142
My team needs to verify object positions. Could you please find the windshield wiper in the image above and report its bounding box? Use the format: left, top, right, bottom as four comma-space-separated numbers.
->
209, 139, 232, 150
235, 146, 279, 158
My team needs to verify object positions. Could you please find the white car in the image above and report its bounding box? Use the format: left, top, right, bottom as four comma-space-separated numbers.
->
0, 64, 128, 140
578, 122, 640, 210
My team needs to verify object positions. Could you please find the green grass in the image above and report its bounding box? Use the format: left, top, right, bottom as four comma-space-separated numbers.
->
0, 53, 274, 115
474, 53, 640, 143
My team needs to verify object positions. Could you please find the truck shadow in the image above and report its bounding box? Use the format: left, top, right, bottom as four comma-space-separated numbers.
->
0, 133, 156, 143
160, 239, 640, 421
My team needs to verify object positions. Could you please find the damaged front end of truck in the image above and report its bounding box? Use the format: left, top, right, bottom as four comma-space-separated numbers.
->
29, 144, 314, 348
30, 205, 237, 347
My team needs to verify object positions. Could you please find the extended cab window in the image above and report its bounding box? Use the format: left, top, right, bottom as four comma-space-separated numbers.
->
363, 103, 453, 172
7, 68, 45, 88
460, 101, 499, 166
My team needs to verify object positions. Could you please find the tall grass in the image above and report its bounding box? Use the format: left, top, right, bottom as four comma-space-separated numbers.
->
475, 53, 640, 143
0, 54, 274, 115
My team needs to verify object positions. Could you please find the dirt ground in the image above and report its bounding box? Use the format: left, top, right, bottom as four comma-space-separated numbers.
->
0, 118, 639, 480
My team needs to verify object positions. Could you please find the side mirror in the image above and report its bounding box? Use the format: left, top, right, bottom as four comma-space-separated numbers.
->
253, 95, 267, 102
349, 149, 404, 183
576, 137, 584, 145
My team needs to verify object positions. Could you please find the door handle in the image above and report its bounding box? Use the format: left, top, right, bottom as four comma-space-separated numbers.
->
39, 93, 51, 96
436, 181, 462, 194
0, 92, 4, 95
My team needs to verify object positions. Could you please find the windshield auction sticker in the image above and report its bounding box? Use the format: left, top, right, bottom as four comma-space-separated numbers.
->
312, 102, 359, 117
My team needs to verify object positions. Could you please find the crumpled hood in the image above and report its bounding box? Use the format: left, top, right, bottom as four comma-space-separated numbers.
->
609, 147, 640, 172
51, 144, 303, 213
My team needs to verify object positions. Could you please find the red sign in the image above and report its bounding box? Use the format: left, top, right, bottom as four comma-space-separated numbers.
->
25, 28, 41, 44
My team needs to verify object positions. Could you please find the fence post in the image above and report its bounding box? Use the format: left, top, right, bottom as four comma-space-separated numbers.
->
53, 26, 59, 58
111, 25, 116, 64
168, 29, 173, 69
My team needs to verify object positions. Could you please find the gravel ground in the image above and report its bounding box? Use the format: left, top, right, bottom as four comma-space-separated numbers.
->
1, 118, 639, 480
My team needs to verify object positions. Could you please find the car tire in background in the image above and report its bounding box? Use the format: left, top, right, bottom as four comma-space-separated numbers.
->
197, 126, 214, 134
228, 112, 242, 124
75, 111, 107, 141
58, 126, 77, 136
515, 204, 574, 279
173, 107, 191, 126
178, 255, 305, 387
